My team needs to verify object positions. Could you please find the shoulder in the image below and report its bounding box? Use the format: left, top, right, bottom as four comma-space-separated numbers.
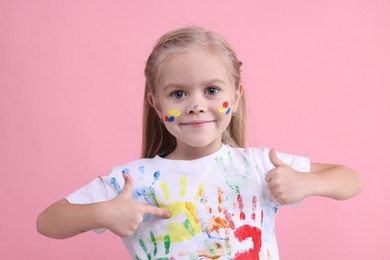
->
225, 145, 310, 172
225, 145, 270, 161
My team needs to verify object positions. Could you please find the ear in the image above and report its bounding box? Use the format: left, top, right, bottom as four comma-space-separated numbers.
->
232, 83, 244, 111
147, 92, 163, 118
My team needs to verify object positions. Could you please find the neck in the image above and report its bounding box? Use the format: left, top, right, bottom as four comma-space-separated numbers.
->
165, 141, 222, 160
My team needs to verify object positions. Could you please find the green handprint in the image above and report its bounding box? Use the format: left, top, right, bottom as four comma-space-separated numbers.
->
135, 231, 172, 260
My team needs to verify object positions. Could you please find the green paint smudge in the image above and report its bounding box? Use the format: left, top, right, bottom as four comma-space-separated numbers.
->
139, 239, 151, 260
243, 156, 250, 174
163, 234, 170, 254
150, 231, 157, 256
183, 219, 195, 236
216, 156, 240, 193
146, 190, 159, 206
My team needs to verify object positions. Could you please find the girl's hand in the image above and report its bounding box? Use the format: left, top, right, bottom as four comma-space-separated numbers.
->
102, 174, 171, 237
265, 149, 308, 205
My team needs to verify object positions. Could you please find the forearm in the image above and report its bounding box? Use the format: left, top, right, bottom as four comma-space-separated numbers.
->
306, 164, 364, 200
36, 199, 108, 239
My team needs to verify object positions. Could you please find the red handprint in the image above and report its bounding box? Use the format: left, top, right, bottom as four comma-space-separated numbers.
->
233, 194, 262, 260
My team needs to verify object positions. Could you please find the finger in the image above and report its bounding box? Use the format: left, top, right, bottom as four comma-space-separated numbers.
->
269, 148, 286, 167
122, 174, 134, 195
265, 171, 273, 183
142, 204, 172, 219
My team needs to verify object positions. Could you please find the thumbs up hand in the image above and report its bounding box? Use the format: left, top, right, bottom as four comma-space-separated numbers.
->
265, 149, 308, 205
101, 174, 171, 237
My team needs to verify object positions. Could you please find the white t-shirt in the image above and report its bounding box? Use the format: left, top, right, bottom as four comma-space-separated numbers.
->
67, 145, 310, 259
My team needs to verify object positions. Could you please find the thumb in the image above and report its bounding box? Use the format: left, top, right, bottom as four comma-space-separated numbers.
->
269, 148, 287, 167
122, 174, 134, 196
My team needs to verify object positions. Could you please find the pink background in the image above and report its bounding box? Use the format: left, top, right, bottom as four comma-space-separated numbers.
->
1, 0, 389, 259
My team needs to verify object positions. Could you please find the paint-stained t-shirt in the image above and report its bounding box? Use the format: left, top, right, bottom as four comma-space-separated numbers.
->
67, 145, 310, 259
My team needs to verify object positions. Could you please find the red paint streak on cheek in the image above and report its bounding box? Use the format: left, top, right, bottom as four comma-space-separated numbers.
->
233, 224, 262, 260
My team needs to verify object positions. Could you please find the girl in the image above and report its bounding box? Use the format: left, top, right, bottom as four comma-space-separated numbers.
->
37, 27, 363, 259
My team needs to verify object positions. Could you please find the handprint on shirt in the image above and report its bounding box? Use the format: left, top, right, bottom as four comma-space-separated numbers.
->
135, 231, 175, 260
233, 193, 262, 260
111, 167, 162, 221
158, 175, 202, 242
187, 186, 262, 259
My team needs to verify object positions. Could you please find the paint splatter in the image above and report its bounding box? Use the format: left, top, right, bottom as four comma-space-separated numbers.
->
122, 168, 129, 174
137, 232, 172, 260
237, 194, 246, 220
180, 176, 187, 197
139, 239, 152, 260
252, 196, 257, 220
163, 234, 171, 254
217, 187, 224, 213
150, 231, 157, 256
233, 224, 262, 260
183, 219, 195, 236
133, 186, 159, 221
218, 101, 231, 115
161, 181, 171, 200
110, 177, 122, 194
165, 109, 181, 122
157, 176, 201, 242
223, 208, 235, 229
215, 156, 241, 193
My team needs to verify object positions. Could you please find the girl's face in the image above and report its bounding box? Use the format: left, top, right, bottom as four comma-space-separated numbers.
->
148, 50, 243, 159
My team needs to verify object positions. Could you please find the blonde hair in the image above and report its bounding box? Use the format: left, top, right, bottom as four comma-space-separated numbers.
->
142, 27, 247, 158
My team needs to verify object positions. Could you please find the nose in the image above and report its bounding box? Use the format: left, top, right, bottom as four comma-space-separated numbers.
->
186, 103, 207, 114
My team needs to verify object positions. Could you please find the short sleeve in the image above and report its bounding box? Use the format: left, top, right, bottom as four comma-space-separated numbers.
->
65, 168, 125, 233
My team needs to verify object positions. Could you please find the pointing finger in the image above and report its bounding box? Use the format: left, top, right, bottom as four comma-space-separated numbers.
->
142, 204, 172, 219
265, 170, 273, 183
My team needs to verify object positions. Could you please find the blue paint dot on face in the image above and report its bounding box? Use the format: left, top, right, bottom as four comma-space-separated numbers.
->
122, 168, 129, 174
226, 107, 231, 115
168, 116, 175, 122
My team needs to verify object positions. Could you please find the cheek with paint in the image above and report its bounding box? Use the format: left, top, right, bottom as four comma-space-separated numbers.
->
218, 101, 231, 115
164, 109, 181, 122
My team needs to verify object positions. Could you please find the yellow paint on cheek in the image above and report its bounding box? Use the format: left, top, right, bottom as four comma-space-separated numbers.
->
160, 181, 171, 200
168, 109, 181, 117
218, 107, 226, 113
180, 176, 187, 197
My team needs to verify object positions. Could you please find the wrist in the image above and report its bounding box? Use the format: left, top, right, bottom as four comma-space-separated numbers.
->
301, 172, 320, 198
93, 201, 112, 230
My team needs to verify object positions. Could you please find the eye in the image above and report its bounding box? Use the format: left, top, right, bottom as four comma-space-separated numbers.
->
170, 90, 186, 99
205, 87, 219, 96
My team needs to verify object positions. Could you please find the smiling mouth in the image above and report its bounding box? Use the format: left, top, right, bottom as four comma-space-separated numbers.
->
180, 120, 215, 127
